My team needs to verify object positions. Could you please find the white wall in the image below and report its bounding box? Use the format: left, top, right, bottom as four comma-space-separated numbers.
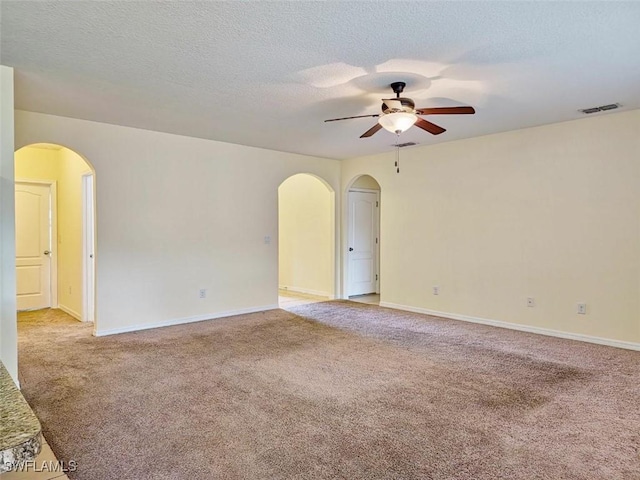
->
15, 111, 341, 335
15, 146, 91, 318
278, 174, 334, 297
0, 66, 17, 383
342, 109, 640, 345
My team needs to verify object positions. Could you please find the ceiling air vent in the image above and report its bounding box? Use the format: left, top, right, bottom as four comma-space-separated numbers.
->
392, 142, 418, 148
599, 103, 620, 111
580, 103, 621, 114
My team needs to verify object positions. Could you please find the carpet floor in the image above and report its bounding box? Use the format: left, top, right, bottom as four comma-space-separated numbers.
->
17, 302, 640, 479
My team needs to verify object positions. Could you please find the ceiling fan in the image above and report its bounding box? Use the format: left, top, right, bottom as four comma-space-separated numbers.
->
324, 82, 475, 138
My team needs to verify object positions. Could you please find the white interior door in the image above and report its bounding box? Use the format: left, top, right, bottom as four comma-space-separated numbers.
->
348, 190, 378, 296
15, 182, 52, 310
82, 173, 95, 322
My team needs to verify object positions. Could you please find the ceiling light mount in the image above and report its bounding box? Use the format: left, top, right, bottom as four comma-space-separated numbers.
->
390, 81, 406, 98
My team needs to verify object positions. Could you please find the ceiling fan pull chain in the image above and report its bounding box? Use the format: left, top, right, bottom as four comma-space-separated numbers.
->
396, 133, 400, 173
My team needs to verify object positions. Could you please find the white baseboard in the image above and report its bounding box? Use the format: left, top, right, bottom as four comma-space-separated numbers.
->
58, 304, 82, 321
279, 285, 334, 299
93, 304, 279, 337
379, 302, 640, 352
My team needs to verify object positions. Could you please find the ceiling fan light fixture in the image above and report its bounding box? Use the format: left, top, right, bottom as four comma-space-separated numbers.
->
378, 112, 418, 134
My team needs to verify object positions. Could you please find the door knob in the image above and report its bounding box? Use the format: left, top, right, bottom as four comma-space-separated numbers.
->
349, 247, 354, 251
44, 250, 51, 255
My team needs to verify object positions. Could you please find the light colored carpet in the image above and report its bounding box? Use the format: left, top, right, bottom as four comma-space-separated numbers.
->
17, 303, 640, 479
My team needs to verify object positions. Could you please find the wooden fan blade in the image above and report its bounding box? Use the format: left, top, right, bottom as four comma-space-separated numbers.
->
325, 114, 380, 122
360, 123, 382, 138
415, 118, 446, 135
416, 106, 475, 115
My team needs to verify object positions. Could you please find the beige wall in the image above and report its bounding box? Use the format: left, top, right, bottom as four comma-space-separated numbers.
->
342, 109, 640, 345
351, 174, 380, 190
0, 66, 17, 382
57, 148, 92, 317
15, 146, 59, 179
279, 174, 334, 297
15, 146, 91, 319
9, 107, 639, 349
15, 111, 341, 335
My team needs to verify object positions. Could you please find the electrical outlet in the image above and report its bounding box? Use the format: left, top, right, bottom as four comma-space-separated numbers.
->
577, 303, 587, 315
527, 297, 535, 308
432, 286, 439, 295
198, 289, 207, 299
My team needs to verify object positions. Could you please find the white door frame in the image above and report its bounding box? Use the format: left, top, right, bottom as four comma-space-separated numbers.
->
347, 187, 380, 296
15, 178, 58, 309
82, 173, 96, 323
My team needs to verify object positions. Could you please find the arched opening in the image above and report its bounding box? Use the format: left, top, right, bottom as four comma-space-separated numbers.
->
278, 173, 335, 308
14, 143, 97, 328
344, 174, 381, 305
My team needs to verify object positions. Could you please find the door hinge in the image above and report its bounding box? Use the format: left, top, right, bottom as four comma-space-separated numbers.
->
376, 274, 378, 281
376, 201, 379, 207
376, 237, 378, 244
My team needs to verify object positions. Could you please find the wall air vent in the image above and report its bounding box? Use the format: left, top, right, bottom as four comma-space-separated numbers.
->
392, 142, 418, 148
580, 103, 621, 114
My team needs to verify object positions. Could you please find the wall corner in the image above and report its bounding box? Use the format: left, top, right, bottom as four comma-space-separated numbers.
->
0, 65, 18, 384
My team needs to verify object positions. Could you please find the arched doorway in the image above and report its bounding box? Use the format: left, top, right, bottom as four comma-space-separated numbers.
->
345, 174, 381, 305
278, 173, 335, 308
14, 143, 97, 325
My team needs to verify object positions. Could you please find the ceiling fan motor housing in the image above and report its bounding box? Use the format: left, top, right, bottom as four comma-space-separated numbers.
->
382, 97, 416, 114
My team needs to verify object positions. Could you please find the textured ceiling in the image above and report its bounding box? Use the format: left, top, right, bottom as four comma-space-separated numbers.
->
2, 2, 639, 159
